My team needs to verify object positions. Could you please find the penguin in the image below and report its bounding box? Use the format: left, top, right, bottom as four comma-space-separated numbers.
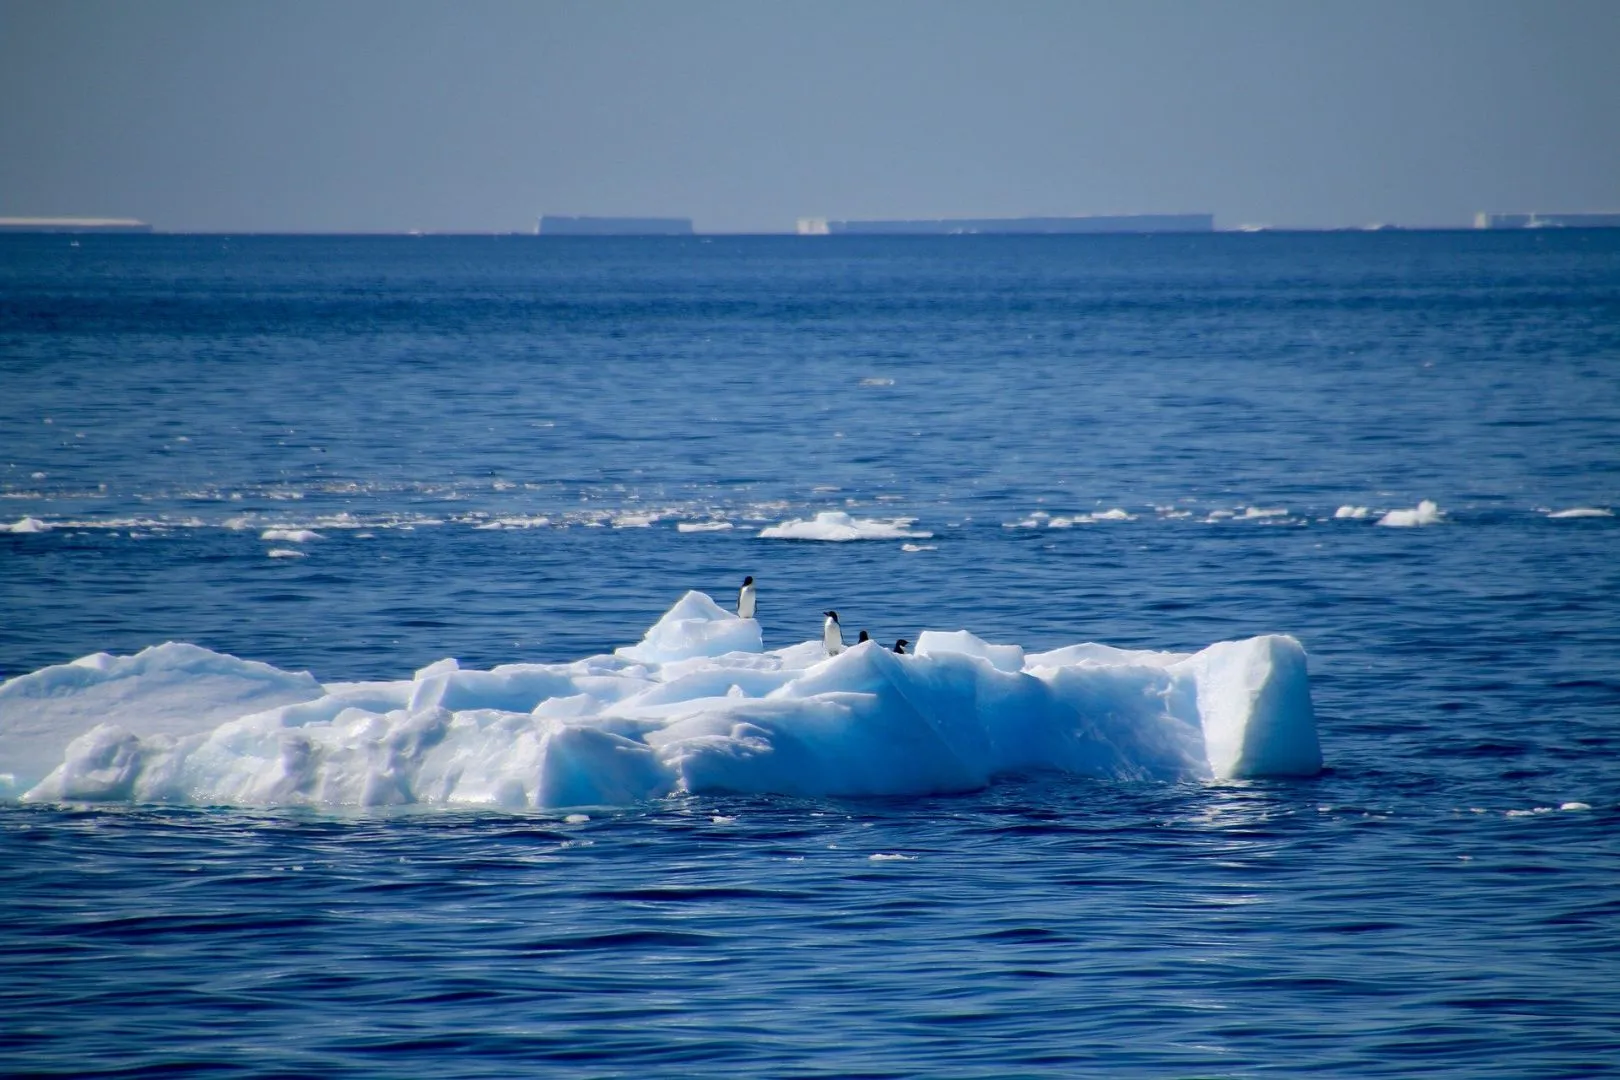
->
858, 630, 870, 644
737, 575, 756, 619
823, 611, 844, 656
893, 638, 908, 655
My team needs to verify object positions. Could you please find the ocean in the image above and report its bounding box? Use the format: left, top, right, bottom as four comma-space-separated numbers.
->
2, 231, 1618, 1076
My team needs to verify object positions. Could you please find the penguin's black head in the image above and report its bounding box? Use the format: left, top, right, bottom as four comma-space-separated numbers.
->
858, 630, 870, 642
742, 575, 753, 586
824, 610, 838, 620
893, 639, 909, 654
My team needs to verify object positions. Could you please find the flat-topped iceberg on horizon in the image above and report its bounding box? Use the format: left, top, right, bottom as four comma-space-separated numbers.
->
0, 591, 1321, 808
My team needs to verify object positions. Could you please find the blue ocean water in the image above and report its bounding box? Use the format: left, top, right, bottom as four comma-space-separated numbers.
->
2, 232, 1619, 1076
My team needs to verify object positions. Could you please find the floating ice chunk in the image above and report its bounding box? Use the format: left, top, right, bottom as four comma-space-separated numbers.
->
267, 548, 306, 558
1548, 508, 1612, 519
1560, 801, 1593, 811
615, 590, 764, 664
759, 511, 931, 541
1378, 500, 1444, 527
1089, 508, 1135, 521
1334, 506, 1371, 519
677, 521, 735, 532
1241, 507, 1288, 520
612, 513, 659, 528
1, 517, 50, 534
901, 543, 936, 552
261, 528, 321, 542
3, 593, 1322, 808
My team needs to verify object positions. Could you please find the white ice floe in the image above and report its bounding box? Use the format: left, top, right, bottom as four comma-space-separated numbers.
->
1547, 508, 1613, 519
1377, 500, 1444, 527
267, 548, 306, 558
473, 516, 552, 530
677, 521, 735, 533
0, 591, 1322, 808
758, 511, 932, 542
1334, 506, 1371, 519
260, 528, 322, 543
1, 517, 51, 534
1006, 509, 1134, 529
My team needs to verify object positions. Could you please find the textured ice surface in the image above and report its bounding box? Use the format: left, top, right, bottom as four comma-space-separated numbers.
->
1, 593, 1321, 807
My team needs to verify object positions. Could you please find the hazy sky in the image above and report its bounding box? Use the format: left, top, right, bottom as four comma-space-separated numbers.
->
2, 0, 1617, 232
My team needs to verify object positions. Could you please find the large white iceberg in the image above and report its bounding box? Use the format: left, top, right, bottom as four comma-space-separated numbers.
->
0, 591, 1322, 808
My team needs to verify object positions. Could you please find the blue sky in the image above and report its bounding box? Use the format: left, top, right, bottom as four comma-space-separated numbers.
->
2, 0, 1616, 232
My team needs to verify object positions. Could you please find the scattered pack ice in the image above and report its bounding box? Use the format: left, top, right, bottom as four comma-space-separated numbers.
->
758, 511, 932, 541
0, 591, 1322, 808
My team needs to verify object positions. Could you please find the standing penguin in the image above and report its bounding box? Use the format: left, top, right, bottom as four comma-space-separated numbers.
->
857, 630, 870, 644
822, 611, 844, 656
893, 639, 908, 655
737, 575, 756, 619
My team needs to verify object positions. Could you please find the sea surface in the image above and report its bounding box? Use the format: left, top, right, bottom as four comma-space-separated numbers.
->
2, 231, 1618, 1077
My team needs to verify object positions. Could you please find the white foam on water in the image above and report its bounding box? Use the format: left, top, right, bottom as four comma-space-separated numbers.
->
677, 521, 735, 532
0, 591, 1322, 809
1547, 508, 1612, 519
759, 511, 932, 542
260, 528, 322, 543
1, 517, 51, 534
266, 548, 306, 558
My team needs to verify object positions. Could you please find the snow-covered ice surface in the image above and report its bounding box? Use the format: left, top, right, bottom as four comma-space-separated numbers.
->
2, 591, 1319, 806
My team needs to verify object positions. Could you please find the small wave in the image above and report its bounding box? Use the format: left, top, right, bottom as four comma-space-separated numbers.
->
0, 517, 50, 534
260, 528, 321, 543
266, 548, 307, 559
1548, 508, 1613, 519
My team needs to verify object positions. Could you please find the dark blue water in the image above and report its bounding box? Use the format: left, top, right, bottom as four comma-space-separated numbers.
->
3, 233, 1618, 1076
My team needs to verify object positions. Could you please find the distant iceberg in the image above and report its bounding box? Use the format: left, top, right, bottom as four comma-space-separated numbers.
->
0, 592, 1322, 808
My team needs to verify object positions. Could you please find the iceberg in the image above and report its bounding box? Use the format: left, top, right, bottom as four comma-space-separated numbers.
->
0, 592, 1321, 808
